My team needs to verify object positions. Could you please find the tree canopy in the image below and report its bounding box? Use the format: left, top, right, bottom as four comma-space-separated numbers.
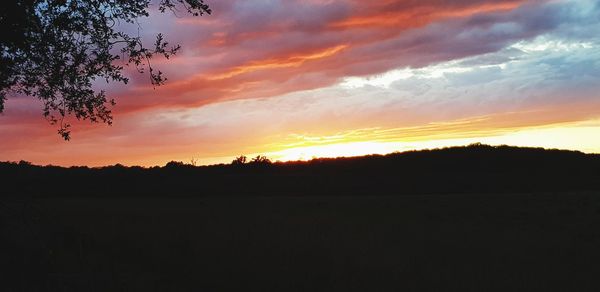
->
0, 0, 211, 140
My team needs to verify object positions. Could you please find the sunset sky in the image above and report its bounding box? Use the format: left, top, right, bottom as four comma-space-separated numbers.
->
1, 0, 600, 166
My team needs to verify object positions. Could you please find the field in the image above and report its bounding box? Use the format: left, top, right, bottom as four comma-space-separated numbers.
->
4, 192, 600, 291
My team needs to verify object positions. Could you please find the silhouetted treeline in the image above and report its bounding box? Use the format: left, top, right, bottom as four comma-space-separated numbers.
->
3, 144, 600, 197
4, 144, 600, 291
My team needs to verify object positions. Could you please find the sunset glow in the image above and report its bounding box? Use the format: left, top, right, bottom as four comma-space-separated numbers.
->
1, 0, 599, 166
265, 121, 600, 163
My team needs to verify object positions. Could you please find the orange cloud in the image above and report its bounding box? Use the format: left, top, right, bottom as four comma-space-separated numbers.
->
206, 44, 348, 80
106, 0, 544, 117
2, 0, 593, 167
331, 1, 523, 29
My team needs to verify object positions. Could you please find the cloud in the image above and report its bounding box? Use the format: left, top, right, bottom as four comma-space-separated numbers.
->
105, 0, 584, 115
2, 0, 600, 166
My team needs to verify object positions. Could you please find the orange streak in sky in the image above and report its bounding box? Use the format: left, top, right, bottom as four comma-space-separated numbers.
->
206, 45, 348, 80
332, 1, 523, 29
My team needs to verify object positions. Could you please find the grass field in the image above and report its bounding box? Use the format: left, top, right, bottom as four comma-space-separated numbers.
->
4, 192, 600, 291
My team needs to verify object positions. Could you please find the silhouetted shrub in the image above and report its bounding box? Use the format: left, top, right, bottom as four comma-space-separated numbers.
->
165, 161, 186, 168
18, 160, 32, 166
250, 155, 271, 165
231, 155, 247, 165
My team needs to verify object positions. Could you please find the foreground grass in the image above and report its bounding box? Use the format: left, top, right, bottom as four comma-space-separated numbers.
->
3, 192, 600, 291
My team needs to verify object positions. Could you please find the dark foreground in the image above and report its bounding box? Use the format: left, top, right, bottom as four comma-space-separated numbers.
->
3, 192, 600, 291
3, 145, 600, 291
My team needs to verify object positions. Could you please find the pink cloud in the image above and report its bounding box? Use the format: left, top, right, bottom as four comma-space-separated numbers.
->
2, 0, 593, 166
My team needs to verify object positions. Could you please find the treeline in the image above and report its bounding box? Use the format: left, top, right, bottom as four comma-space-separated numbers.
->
2, 144, 600, 197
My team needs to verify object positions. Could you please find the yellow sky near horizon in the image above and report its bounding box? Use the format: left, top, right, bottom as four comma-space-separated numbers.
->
154, 116, 600, 167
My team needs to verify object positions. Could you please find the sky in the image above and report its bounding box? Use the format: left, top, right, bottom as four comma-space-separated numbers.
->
1, 0, 600, 166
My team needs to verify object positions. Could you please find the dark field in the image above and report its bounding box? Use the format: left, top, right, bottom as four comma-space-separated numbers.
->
4, 145, 600, 291
4, 192, 600, 291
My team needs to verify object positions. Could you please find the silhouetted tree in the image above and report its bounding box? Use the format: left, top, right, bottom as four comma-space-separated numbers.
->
0, 0, 211, 140
190, 157, 198, 167
165, 160, 186, 168
250, 155, 271, 165
18, 160, 33, 166
231, 155, 248, 165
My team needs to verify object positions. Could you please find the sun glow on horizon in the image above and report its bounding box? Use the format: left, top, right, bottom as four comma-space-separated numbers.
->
234, 119, 600, 165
